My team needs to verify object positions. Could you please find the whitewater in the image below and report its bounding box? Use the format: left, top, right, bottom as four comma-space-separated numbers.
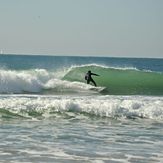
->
0, 55, 163, 163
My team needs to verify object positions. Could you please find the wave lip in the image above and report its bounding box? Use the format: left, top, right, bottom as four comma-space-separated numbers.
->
0, 95, 163, 120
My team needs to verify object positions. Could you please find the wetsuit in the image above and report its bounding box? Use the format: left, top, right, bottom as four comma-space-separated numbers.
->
85, 71, 99, 87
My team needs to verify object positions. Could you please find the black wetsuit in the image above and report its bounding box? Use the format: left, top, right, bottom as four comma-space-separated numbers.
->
85, 71, 99, 87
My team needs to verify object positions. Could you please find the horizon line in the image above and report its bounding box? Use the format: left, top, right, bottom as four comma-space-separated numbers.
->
1, 53, 163, 59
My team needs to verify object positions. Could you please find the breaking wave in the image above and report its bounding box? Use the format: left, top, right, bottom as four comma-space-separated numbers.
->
0, 95, 163, 120
0, 64, 163, 95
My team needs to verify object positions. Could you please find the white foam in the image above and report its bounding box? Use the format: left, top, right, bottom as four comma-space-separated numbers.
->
0, 69, 95, 94
0, 69, 52, 93
44, 79, 95, 92
0, 95, 163, 120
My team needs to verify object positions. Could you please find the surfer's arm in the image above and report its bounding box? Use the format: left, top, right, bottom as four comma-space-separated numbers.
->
91, 73, 99, 76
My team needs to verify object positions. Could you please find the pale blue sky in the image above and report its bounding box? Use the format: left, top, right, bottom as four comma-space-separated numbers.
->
0, 0, 162, 58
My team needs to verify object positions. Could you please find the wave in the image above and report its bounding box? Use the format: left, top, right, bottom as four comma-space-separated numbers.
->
63, 64, 163, 95
0, 68, 100, 94
0, 95, 163, 120
0, 64, 163, 95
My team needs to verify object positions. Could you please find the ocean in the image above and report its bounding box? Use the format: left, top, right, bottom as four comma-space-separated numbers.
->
0, 54, 163, 163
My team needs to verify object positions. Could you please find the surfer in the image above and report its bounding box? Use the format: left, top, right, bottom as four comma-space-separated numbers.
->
85, 70, 99, 87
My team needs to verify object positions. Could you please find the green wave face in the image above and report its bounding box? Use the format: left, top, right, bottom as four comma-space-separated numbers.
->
63, 65, 163, 95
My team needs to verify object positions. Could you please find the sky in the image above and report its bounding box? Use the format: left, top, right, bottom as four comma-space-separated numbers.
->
0, 0, 162, 58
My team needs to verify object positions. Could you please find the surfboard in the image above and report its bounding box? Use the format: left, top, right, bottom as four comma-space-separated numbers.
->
89, 87, 106, 92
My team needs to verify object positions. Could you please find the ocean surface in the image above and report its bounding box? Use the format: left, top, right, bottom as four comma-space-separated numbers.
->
0, 54, 163, 163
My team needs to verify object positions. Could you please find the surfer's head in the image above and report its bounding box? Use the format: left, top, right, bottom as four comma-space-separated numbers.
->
88, 70, 91, 73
